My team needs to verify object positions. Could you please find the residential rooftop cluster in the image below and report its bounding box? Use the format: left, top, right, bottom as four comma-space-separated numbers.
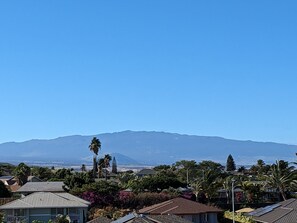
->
1, 137, 297, 223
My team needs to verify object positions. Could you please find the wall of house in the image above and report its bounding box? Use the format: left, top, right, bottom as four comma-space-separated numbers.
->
180, 213, 218, 223
3, 207, 88, 223
208, 213, 218, 223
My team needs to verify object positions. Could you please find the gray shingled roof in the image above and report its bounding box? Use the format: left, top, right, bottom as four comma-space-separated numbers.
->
16, 182, 65, 193
0, 192, 90, 209
248, 198, 297, 223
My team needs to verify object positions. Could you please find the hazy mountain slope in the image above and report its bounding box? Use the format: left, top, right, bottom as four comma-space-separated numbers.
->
0, 131, 296, 165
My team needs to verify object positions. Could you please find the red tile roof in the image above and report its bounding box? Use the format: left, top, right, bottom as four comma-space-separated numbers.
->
138, 197, 222, 215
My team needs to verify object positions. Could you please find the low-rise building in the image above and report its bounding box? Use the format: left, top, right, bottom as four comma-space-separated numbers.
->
0, 192, 90, 223
138, 197, 222, 223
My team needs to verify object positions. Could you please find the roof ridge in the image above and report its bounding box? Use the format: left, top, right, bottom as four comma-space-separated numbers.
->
144, 200, 174, 213
160, 205, 179, 214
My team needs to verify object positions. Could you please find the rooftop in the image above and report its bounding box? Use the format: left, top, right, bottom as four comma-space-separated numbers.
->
139, 197, 222, 215
16, 181, 65, 193
112, 213, 192, 223
0, 192, 90, 209
248, 198, 297, 223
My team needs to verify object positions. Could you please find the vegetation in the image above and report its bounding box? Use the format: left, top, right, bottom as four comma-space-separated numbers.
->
3, 151, 297, 222
224, 211, 255, 223
112, 157, 117, 174
89, 137, 101, 178
226, 154, 236, 171
13, 162, 31, 185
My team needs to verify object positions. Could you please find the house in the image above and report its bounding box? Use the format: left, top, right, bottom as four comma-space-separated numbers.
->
0, 176, 16, 186
0, 176, 20, 192
27, 176, 42, 182
138, 197, 222, 223
112, 212, 192, 223
0, 192, 90, 223
16, 181, 65, 195
247, 198, 297, 223
136, 169, 156, 177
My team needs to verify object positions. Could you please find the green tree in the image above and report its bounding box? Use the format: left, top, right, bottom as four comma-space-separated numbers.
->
31, 166, 53, 181
64, 172, 94, 192
98, 158, 105, 178
53, 168, 72, 180
103, 154, 112, 180
112, 157, 117, 174
267, 160, 296, 200
226, 154, 236, 171
89, 137, 101, 178
81, 164, 86, 172
14, 163, 31, 186
195, 160, 225, 202
174, 160, 199, 185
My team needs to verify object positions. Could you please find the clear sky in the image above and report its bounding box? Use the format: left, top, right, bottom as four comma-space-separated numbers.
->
1, 1, 297, 144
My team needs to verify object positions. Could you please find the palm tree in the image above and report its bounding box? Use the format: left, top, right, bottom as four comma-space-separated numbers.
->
103, 154, 112, 180
98, 158, 105, 178
81, 164, 86, 172
89, 137, 101, 178
267, 160, 297, 200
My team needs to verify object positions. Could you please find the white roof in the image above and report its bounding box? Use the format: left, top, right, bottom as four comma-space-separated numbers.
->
16, 182, 65, 193
0, 192, 90, 209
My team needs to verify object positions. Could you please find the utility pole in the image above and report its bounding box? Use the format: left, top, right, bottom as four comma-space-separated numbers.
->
232, 178, 235, 223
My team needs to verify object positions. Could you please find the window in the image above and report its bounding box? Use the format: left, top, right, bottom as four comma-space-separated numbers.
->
69, 208, 78, 215
57, 208, 64, 215
14, 209, 25, 216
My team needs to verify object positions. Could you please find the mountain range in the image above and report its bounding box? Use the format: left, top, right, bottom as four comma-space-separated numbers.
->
0, 130, 296, 166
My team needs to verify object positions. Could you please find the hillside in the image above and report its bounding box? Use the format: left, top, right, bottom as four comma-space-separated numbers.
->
0, 131, 296, 165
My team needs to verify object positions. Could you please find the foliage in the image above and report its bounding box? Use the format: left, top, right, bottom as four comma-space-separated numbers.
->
13, 163, 31, 186
127, 173, 185, 193
174, 160, 199, 184
266, 160, 297, 200
0, 181, 11, 198
53, 168, 73, 180
51, 214, 71, 223
98, 154, 112, 180
153, 165, 172, 171
224, 211, 255, 223
78, 180, 120, 194
112, 157, 117, 174
115, 191, 176, 209
31, 166, 53, 181
89, 137, 101, 178
63, 172, 94, 191
226, 154, 236, 171
0, 163, 15, 176
240, 181, 265, 204
81, 164, 87, 172
118, 172, 136, 187
0, 211, 4, 223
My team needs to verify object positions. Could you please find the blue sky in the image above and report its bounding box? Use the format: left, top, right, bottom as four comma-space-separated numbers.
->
1, 1, 297, 144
